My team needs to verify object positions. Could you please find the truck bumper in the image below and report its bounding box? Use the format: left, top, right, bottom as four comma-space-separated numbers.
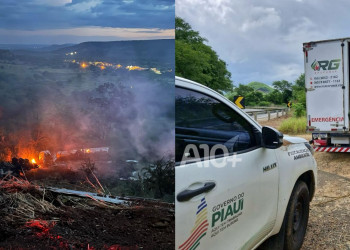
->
314, 146, 350, 152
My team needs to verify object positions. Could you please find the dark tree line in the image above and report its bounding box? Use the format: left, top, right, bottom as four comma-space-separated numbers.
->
175, 17, 232, 93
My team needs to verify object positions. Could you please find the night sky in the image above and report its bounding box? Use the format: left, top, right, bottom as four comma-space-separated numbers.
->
0, 0, 175, 44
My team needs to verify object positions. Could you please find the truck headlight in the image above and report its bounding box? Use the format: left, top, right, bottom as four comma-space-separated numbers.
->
305, 143, 314, 155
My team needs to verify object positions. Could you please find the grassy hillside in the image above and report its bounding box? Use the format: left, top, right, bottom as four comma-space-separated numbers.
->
247, 81, 274, 94
56, 39, 175, 68
0, 40, 174, 162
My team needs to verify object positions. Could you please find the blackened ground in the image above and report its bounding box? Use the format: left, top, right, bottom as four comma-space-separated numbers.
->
0, 192, 174, 250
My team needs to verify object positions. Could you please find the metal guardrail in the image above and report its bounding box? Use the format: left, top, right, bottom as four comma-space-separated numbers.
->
245, 107, 290, 121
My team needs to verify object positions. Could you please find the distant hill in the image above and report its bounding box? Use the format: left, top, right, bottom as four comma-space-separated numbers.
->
247, 81, 274, 94
5, 39, 175, 70
0, 44, 48, 50
36, 44, 76, 51
0, 44, 74, 51
55, 39, 175, 68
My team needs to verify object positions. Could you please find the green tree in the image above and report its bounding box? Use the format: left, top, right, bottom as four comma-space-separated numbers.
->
175, 17, 206, 44
142, 158, 175, 199
235, 84, 255, 97
272, 80, 293, 103
229, 84, 265, 106
294, 73, 305, 88
266, 89, 283, 105
293, 103, 306, 117
292, 73, 306, 108
175, 17, 232, 92
272, 80, 292, 93
246, 91, 264, 106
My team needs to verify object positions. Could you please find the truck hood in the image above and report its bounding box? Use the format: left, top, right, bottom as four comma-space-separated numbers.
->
283, 135, 308, 144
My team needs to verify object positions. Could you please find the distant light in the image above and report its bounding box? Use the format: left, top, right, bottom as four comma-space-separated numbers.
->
150, 68, 161, 74
80, 62, 88, 69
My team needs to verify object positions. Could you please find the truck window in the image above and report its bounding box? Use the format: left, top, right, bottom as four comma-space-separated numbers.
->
175, 87, 258, 163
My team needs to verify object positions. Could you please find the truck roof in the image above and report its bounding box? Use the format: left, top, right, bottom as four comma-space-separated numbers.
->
303, 37, 350, 45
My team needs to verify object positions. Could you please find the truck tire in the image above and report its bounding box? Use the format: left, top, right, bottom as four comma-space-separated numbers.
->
284, 180, 310, 250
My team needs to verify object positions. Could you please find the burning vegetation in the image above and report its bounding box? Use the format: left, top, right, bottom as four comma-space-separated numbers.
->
0, 120, 175, 248
0, 39, 175, 248
0, 78, 175, 200
0, 157, 38, 178
71, 59, 165, 74
0, 145, 175, 201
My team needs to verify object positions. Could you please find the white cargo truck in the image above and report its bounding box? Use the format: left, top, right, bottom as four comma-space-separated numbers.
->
304, 38, 350, 152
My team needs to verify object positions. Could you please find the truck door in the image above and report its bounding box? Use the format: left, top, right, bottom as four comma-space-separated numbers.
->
175, 86, 279, 249
304, 40, 349, 132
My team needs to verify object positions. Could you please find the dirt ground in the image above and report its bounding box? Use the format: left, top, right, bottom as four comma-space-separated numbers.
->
0, 178, 174, 250
260, 118, 350, 249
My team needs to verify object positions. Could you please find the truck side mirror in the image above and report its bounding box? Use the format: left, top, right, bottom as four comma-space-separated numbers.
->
262, 126, 283, 149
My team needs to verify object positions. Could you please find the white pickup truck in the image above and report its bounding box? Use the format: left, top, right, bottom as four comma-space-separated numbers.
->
175, 77, 317, 250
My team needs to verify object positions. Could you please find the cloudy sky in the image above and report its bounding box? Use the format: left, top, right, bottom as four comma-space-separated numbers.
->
0, 0, 174, 44
176, 0, 350, 85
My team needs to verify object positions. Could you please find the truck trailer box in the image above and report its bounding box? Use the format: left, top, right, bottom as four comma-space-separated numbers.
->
304, 38, 350, 133
304, 38, 350, 150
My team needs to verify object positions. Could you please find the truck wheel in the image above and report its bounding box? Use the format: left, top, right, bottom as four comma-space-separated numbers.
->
258, 181, 310, 250
284, 181, 310, 250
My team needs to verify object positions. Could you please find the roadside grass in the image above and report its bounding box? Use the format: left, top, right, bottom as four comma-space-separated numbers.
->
278, 116, 307, 134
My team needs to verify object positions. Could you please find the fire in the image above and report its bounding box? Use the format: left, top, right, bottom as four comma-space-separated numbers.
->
25, 220, 66, 245
150, 68, 161, 74
80, 62, 88, 69
100, 65, 105, 70
31, 159, 36, 164
126, 65, 145, 71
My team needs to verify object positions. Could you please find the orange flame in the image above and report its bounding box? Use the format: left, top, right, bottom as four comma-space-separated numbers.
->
31, 159, 36, 164
80, 62, 88, 69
